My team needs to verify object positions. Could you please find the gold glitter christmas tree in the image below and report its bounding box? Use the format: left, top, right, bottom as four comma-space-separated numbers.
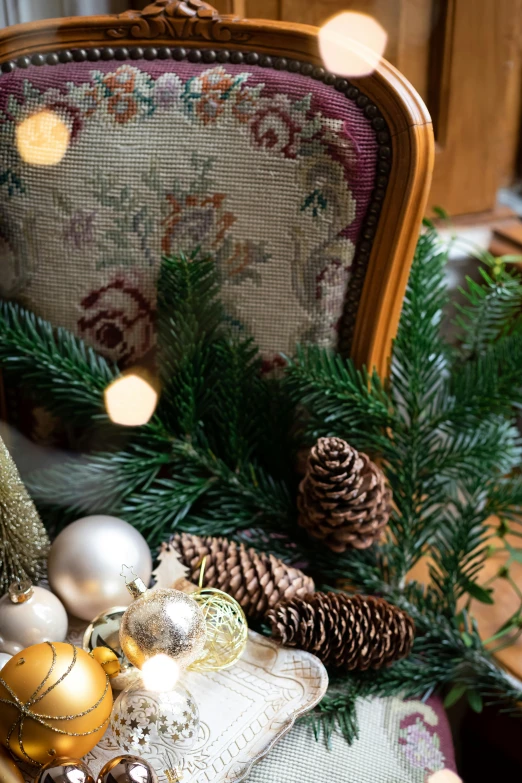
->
0, 435, 49, 595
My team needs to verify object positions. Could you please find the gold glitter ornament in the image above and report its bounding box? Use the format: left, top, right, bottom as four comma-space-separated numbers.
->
119, 568, 206, 670
0, 642, 112, 766
0, 436, 49, 596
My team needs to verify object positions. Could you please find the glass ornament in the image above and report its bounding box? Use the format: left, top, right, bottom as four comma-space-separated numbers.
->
35, 757, 94, 783
110, 680, 199, 778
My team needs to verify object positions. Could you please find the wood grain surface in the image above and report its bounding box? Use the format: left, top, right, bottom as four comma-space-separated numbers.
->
408, 530, 522, 682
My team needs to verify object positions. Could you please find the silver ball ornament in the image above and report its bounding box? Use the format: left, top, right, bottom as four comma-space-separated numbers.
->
97, 755, 157, 783
120, 584, 206, 670
48, 516, 152, 621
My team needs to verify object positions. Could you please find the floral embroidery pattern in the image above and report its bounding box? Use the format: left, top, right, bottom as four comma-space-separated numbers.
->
0, 61, 364, 356
162, 191, 235, 255
182, 68, 247, 125
399, 718, 445, 773
64, 209, 96, 249
78, 278, 155, 367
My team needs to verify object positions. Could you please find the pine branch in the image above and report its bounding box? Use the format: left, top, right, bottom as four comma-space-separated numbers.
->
451, 324, 522, 417
27, 440, 174, 524
207, 336, 265, 467
29, 435, 294, 547
156, 251, 224, 438
390, 226, 450, 427
455, 263, 522, 358
429, 486, 493, 614
487, 476, 522, 522
0, 301, 118, 423
284, 345, 394, 455
419, 418, 521, 483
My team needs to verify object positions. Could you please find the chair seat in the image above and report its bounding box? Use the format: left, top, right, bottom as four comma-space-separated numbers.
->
248, 695, 457, 783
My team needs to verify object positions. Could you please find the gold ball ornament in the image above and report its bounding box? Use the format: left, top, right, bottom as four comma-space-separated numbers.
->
119, 571, 206, 670
83, 608, 137, 692
34, 757, 94, 783
0, 744, 24, 783
0, 642, 113, 766
90, 647, 121, 679
189, 588, 248, 672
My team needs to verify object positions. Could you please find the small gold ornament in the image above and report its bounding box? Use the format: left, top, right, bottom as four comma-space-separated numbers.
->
90, 647, 121, 679
83, 607, 136, 691
0, 642, 112, 766
189, 558, 248, 672
97, 755, 157, 783
119, 566, 206, 670
34, 756, 94, 783
0, 744, 24, 783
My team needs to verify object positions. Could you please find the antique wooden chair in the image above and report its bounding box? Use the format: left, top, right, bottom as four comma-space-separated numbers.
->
0, 0, 433, 383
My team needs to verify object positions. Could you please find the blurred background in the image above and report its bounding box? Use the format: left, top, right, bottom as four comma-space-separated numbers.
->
3, 0, 522, 233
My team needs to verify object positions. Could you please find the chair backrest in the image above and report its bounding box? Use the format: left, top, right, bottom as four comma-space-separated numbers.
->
0, 1, 433, 380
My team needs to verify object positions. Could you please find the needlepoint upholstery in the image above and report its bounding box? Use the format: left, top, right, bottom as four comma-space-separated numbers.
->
0, 58, 379, 369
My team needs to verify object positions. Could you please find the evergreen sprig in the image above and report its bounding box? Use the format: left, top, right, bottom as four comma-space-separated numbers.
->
284, 225, 522, 741
13, 252, 293, 547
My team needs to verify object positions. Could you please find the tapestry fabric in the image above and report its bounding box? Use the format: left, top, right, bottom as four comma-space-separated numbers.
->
0, 58, 378, 369
248, 696, 457, 783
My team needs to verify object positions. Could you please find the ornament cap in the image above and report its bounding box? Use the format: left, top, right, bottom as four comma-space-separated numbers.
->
127, 577, 147, 599
121, 564, 148, 599
8, 580, 33, 604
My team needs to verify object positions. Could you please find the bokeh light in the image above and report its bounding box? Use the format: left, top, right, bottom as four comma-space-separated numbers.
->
104, 374, 158, 427
16, 109, 70, 166
319, 12, 387, 78
142, 654, 180, 692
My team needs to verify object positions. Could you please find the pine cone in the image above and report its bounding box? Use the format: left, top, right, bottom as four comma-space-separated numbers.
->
170, 532, 315, 619
298, 437, 391, 551
268, 592, 414, 670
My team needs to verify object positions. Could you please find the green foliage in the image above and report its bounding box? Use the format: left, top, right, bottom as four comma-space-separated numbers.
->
3, 229, 522, 745
0, 301, 119, 423
285, 226, 522, 742
12, 253, 292, 547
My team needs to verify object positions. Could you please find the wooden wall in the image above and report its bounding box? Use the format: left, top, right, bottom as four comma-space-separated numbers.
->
134, 0, 522, 218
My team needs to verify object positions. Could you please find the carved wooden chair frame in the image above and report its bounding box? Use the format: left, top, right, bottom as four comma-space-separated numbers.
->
0, 0, 433, 377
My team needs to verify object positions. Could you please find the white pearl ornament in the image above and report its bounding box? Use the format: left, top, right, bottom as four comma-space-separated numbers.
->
48, 515, 152, 621
0, 581, 68, 655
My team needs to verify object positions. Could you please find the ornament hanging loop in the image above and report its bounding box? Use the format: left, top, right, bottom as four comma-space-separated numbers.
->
198, 556, 207, 590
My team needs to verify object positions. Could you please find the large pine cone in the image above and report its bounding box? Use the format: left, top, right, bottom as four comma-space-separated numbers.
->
170, 532, 315, 619
268, 592, 414, 670
298, 437, 391, 551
